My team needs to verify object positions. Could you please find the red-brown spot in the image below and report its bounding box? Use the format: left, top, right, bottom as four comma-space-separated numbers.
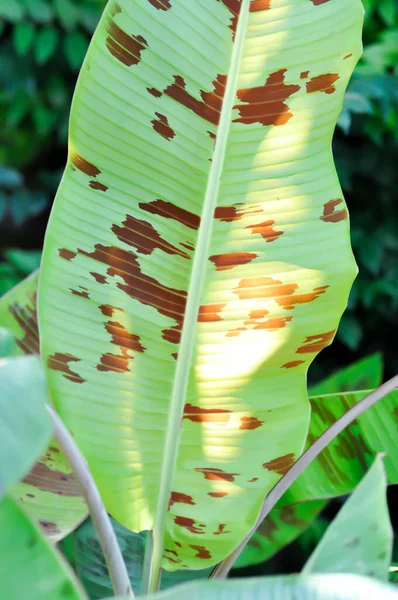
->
226, 327, 247, 338
9, 296, 39, 355
344, 53, 353, 59
163, 74, 227, 126
147, 0, 171, 9
249, 477, 259, 482
169, 492, 195, 510
215, 203, 262, 222
71, 153, 101, 177
151, 112, 175, 141
263, 453, 295, 476
209, 252, 257, 271
147, 87, 162, 97
246, 219, 284, 243
218, 0, 241, 35
214, 524, 231, 535
181, 242, 195, 251
310, 0, 331, 4
306, 73, 339, 95
172, 352, 178, 360
112, 214, 190, 258
165, 549, 178, 557
105, 20, 148, 67
234, 69, 300, 126
162, 325, 182, 345
198, 303, 226, 323
58, 248, 76, 261
110, 3, 121, 16
47, 353, 85, 384
175, 542, 182, 548
247, 309, 269, 320
300, 71, 310, 79
23, 463, 81, 497
139, 199, 200, 230
174, 516, 204, 534
296, 330, 336, 354
320, 198, 348, 223
189, 545, 212, 559
70, 287, 90, 299
240, 416, 264, 430
164, 556, 180, 565
250, 0, 271, 10
40, 521, 61, 535
183, 404, 232, 424
196, 468, 238, 482
282, 360, 305, 369
90, 272, 108, 284
277, 286, 329, 310
97, 320, 146, 373
99, 304, 120, 317
208, 492, 228, 498
233, 276, 297, 301
89, 180, 108, 192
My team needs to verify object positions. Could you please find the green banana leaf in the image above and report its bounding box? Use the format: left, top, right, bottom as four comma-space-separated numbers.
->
0, 271, 88, 539
0, 326, 16, 356
38, 0, 364, 571
0, 495, 86, 600
309, 353, 383, 396
303, 455, 393, 580
0, 354, 52, 498
107, 575, 398, 600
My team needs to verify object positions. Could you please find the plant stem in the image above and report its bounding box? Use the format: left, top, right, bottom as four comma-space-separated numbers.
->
211, 375, 398, 579
47, 405, 134, 598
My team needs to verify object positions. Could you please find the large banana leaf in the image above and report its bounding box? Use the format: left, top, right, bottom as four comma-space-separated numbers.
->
0, 272, 88, 539
39, 0, 363, 570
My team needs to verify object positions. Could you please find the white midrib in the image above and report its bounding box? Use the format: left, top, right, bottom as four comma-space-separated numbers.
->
147, 1, 251, 591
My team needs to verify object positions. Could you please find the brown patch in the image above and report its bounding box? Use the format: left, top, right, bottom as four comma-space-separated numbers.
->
250, 0, 271, 10
70, 153, 101, 177
151, 112, 175, 141
214, 524, 231, 535
183, 404, 232, 424
208, 492, 228, 498
247, 309, 269, 321
105, 20, 148, 67
181, 242, 195, 251
23, 463, 81, 497
174, 516, 204, 534
282, 360, 305, 369
162, 325, 182, 345
198, 303, 226, 323
112, 214, 190, 258
209, 252, 257, 271
9, 296, 39, 355
97, 320, 146, 373
263, 453, 295, 476
171, 352, 178, 360
296, 330, 336, 354
196, 468, 238, 482
163, 74, 227, 126
240, 416, 264, 430
300, 71, 310, 79
90, 272, 108, 284
89, 180, 108, 192
320, 198, 348, 223
165, 549, 178, 557
110, 3, 121, 16
257, 515, 278, 541
147, 87, 162, 97
249, 477, 259, 482
344, 53, 353, 59
139, 199, 200, 230
58, 248, 76, 261
234, 69, 300, 126
277, 286, 329, 310
70, 287, 90, 299
147, 0, 171, 9
47, 353, 85, 384
175, 542, 182, 548
254, 316, 292, 331
226, 327, 247, 338
233, 276, 297, 301
306, 73, 339, 95
218, 0, 241, 35
169, 492, 195, 510
215, 203, 262, 222
310, 0, 331, 4
40, 521, 61, 535
99, 304, 119, 317
246, 219, 284, 243
164, 556, 180, 565
189, 545, 212, 559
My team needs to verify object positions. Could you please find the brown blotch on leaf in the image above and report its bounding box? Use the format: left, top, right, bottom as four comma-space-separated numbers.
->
344, 53, 353, 59
214, 524, 231, 535
218, 0, 241, 35
181, 242, 195, 251
40, 521, 61, 535
139, 199, 200, 230
71, 153, 101, 177
152, 112, 175, 141
47, 353, 85, 384
162, 325, 182, 345
189, 545, 212, 559
240, 416, 264, 430
247, 309, 269, 321
70, 286, 90, 299
234, 69, 300, 127
147, 0, 172, 9
310, 0, 331, 4
89, 180, 108, 192
196, 468, 238, 482
250, 0, 271, 10
263, 453, 296, 476
208, 492, 228, 498
183, 404, 232, 424
58, 248, 76, 261
174, 516, 204, 534
209, 252, 257, 271
277, 286, 329, 310
165, 549, 178, 557
215, 203, 262, 222
171, 352, 178, 360
300, 71, 310, 79
233, 276, 297, 301
9, 296, 39, 355
306, 73, 339, 95
23, 462, 81, 497
112, 214, 190, 258
249, 477, 259, 482
164, 74, 227, 126
296, 330, 336, 354
198, 303, 226, 323
99, 304, 120, 317
97, 320, 146, 373
321, 198, 348, 223
169, 492, 195, 510
111, 3, 121, 16
282, 360, 305, 369
90, 272, 108, 284
246, 219, 284, 243
147, 87, 162, 97
105, 20, 148, 67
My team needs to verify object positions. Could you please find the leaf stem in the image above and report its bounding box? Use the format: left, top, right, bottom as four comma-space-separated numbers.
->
211, 375, 398, 579
47, 405, 134, 598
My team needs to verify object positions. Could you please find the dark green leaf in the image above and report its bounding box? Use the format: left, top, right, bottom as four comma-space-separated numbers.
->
34, 27, 59, 64
13, 22, 36, 56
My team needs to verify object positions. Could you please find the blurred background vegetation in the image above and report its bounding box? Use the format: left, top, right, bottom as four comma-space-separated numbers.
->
0, 0, 397, 583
